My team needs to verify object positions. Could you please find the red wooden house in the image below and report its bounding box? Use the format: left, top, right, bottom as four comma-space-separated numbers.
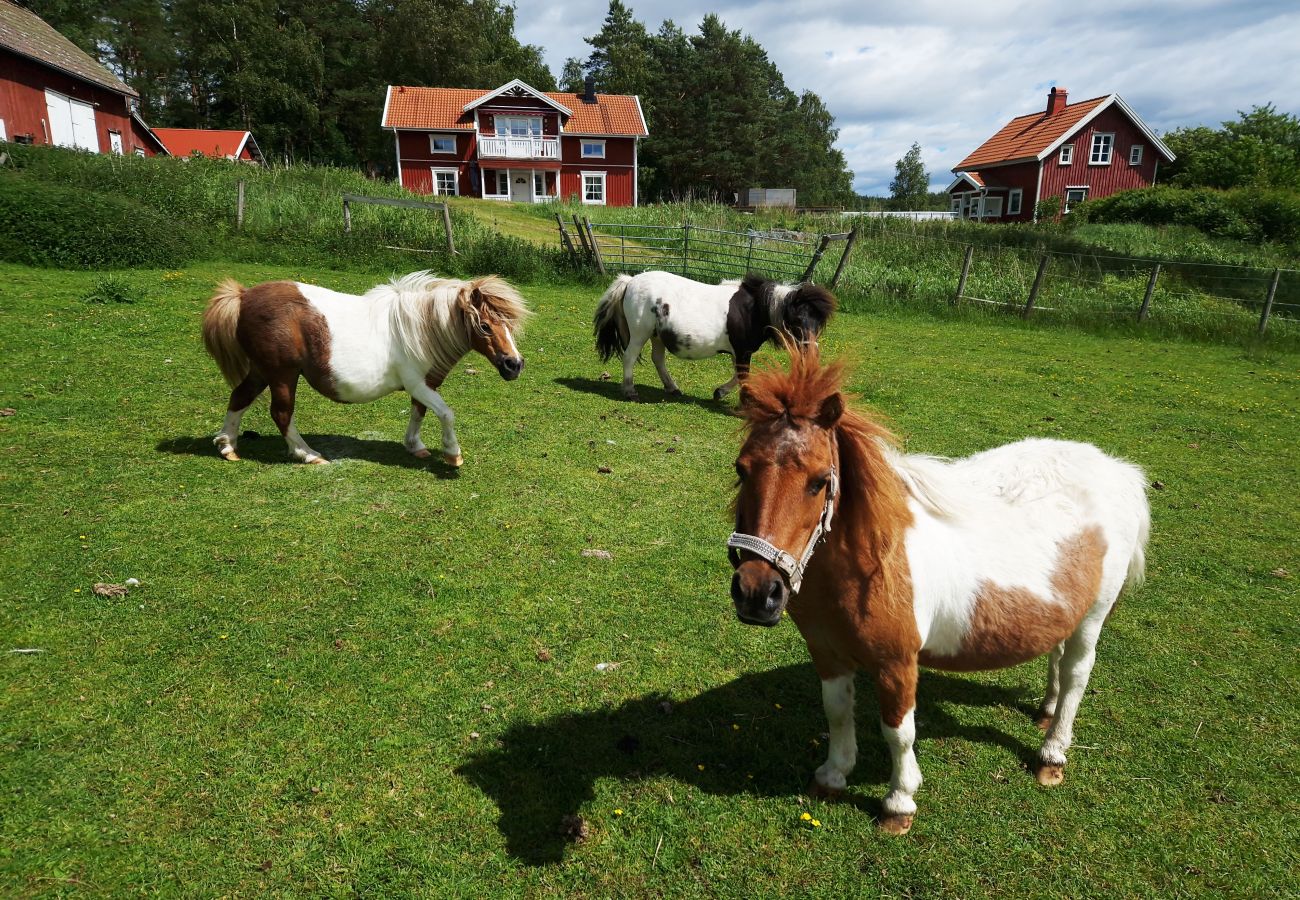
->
152, 128, 264, 163
381, 78, 648, 206
947, 87, 1175, 222
0, 0, 166, 156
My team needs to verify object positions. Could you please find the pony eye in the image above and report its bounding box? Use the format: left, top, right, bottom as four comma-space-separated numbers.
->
478, 322, 493, 335
734, 462, 747, 482
807, 476, 828, 495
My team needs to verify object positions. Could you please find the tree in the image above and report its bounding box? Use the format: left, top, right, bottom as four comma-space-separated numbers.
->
1163, 105, 1300, 190
889, 143, 930, 209
584, 0, 652, 96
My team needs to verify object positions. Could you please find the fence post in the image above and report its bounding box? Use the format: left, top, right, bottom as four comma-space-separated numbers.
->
555, 213, 578, 262
682, 224, 690, 278
237, 179, 246, 229
952, 245, 974, 306
1258, 268, 1281, 335
801, 235, 831, 282
441, 203, 456, 255
571, 214, 591, 263
746, 233, 754, 274
829, 226, 859, 289
584, 217, 606, 276
1138, 263, 1160, 322
342, 197, 351, 233
619, 224, 626, 271
1023, 255, 1050, 318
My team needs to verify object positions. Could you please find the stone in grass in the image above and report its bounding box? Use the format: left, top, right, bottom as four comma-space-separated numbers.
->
581, 549, 613, 560
536, 648, 553, 662
93, 583, 128, 598
597, 465, 613, 474
559, 814, 589, 843
0, 408, 15, 417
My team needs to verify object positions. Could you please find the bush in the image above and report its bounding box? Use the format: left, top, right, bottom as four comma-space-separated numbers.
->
0, 173, 199, 268
1079, 186, 1300, 245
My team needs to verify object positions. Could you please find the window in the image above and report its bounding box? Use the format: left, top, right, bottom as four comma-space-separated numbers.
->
1059, 144, 1074, 165
983, 196, 1003, 218
429, 134, 456, 154
433, 169, 458, 196
134, 147, 145, 157
108, 131, 123, 155
581, 139, 605, 158
1007, 189, 1023, 216
1089, 133, 1114, 165
0, 118, 6, 141
1064, 187, 1089, 212
950, 197, 961, 214
1129, 145, 1144, 166
968, 195, 982, 219
533, 171, 546, 198
496, 116, 542, 137
496, 171, 509, 195
582, 171, 605, 205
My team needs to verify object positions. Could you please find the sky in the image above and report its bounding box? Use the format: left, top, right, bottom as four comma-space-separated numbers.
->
512, 0, 1300, 195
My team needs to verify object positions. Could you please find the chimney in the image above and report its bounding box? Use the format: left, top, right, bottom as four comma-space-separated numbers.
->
1047, 86, 1068, 116
582, 76, 597, 104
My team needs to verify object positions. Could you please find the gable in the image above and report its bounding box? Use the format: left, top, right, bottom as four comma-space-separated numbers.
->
0, 2, 135, 96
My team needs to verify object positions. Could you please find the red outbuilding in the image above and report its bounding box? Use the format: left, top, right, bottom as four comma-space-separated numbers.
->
152, 128, 264, 163
0, 0, 165, 156
381, 78, 648, 206
948, 87, 1175, 222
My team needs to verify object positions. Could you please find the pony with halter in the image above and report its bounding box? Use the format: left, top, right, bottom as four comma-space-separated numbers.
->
202, 271, 530, 466
728, 350, 1149, 834
593, 270, 835, 401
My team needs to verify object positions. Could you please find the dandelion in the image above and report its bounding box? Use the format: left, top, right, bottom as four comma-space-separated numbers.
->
731, 723, 740, 731
73, 588, 81, 593
811, 819, 821, 828
800, 812, 811, 822
774, 703, 782, 710
614, 808, 623, 816
696, 764, 705, 771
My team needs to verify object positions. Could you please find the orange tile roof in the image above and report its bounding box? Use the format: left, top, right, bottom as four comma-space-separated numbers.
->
383, 85, 648, 136
153, 128, 257, 160
956, 95, 1110, 170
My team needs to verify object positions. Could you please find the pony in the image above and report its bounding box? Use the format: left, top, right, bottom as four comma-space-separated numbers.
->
201, 271, 529, 467
727, 351, 1149, 835
593, 270, 835, 401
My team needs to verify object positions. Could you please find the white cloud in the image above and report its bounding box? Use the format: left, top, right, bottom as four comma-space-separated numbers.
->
513, 1, 1300, 195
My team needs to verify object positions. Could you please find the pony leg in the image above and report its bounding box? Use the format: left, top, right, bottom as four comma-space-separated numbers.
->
1036, 618, 1106, 786
404, 398, 432, 458
269, 376, 326, 464
408, 383, 461, 467
876, 662, 922, 835
215, 374, 267, 460
812, 674, 857, 795
649, 336, 681, 396
712, 353, 751, 400
1036, 642, 1065, 730
621, 344, 640, 401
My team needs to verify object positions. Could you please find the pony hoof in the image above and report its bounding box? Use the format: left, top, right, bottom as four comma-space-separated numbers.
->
879, 814, 914, 836
411, 448, 432, 459
625, 393, 640, 403
1035, 763, 1065, 787
306, 456, 329, 465
219, 448, 241, 461
443, 453, 463, 468
666, 389, 683, 398
808, 780, 844, 801
1035, 715, 1054, 731
712, 389, 726, 401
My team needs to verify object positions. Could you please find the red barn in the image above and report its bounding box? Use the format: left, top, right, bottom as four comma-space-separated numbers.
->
947, 88, 1175, 222
0, 0, 165, 156
381, 78, 648, 206
152, 128, 264, 163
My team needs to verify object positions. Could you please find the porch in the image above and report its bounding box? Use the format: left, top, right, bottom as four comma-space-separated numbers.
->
481, 167, 558, 204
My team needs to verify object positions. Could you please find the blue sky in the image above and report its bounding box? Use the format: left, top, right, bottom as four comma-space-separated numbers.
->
513, 1, 1300, 195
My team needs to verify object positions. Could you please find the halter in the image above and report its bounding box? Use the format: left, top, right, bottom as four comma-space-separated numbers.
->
727, 439, 840, 595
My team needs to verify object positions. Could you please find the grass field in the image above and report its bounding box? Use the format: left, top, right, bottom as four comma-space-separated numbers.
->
1, 261, 1297, 897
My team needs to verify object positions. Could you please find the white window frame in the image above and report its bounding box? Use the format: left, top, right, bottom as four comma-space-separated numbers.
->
1007, 188, 1023, 216
983, 196, 1003, 218
967, 194, 982, 219
580, 139, 606, 159
134, 147, 145, 158
1089, 133, 1114, 165
108, 130, 123, 155
1129, 144, 1144, 166
1064, 186, 1089, 213
533, 171, 547, 199
432, 168, 459, 196
0, 118, 7, 141
950, 196, 961, 214
581, 170, 606, 205
429, 133, 457, 154
496, 116, 543, 138
495, 171, 509, 196
1059, 144, 1074, 165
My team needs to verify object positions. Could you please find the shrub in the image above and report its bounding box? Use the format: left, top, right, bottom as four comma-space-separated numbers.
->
0, 173, 199, 268
1080, 186, 1300, 245
1035, 195, 1062, 222
81, 274, 142, 304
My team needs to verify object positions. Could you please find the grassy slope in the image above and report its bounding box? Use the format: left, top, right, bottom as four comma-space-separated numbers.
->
0, 262, 1297, 897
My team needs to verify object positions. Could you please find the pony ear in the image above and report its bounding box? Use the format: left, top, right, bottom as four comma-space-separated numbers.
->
815, 392, 844, 429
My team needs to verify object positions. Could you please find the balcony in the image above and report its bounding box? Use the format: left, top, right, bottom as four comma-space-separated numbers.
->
477, 136, 559, 160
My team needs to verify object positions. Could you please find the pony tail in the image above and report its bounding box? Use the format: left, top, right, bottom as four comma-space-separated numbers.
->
202, 279, 249, 387
594, 274, 633, 362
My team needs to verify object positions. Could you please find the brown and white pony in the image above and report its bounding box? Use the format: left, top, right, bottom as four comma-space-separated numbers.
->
202, 271, 529, 466
727, 351, 1149, 834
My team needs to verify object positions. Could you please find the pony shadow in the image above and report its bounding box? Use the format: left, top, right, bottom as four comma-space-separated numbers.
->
154, 432, 461, 477
553, 376, 738, 416
457, 663, 1036, 865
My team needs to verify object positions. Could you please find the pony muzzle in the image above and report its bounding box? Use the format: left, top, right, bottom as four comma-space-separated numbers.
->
731, 561, 789, 627
496, 355, 524, 380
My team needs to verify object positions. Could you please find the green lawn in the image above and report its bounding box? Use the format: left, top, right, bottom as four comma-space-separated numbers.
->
1, 262, 1297, 897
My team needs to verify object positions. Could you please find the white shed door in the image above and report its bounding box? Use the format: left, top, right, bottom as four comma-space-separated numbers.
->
45, 90, 98, 151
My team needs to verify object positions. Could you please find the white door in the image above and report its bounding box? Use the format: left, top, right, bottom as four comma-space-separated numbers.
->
509, 171, 531, 203
44, 90, 97, 151
70, 100, 97, 150
109, 131, 124, 154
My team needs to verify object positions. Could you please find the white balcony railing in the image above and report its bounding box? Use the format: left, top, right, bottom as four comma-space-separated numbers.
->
477, 136, 559, 160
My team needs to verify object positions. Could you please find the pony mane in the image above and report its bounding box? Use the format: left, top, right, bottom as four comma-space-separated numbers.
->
368, 271, 530, 382
740, 349, 913, 568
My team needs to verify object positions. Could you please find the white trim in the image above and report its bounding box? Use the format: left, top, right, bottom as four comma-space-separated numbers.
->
1088, 132, 1115, 166
1111, 94, 1175, 161
432, 167, 459, 196
462, 79, 573, 117
381, 85, 392, 128
393, 128, 402, 188
1129, 144, 1144, 166
1063, 185, 1089, 212
233, 132, 250, 161
1033, 162, 1043, 222
1038, 95, 1116, 160
1036, 94, 1176, 163
984, 196, 1003, 218
0, 118, 6, 142
429, 133, 458, 154
1008, 188, 1023, 216
580, 138, 606, 158
945, 171, 983, 192
631, 95, 650, 137
633, 137, 639, 207
580, 170, 606, 205
108, 129, 123, 155
1153, 158, 1160, 186
1058, 144, 1074, 165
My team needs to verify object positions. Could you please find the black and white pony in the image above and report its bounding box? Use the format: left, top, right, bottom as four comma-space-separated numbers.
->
593, 271, 836, 401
